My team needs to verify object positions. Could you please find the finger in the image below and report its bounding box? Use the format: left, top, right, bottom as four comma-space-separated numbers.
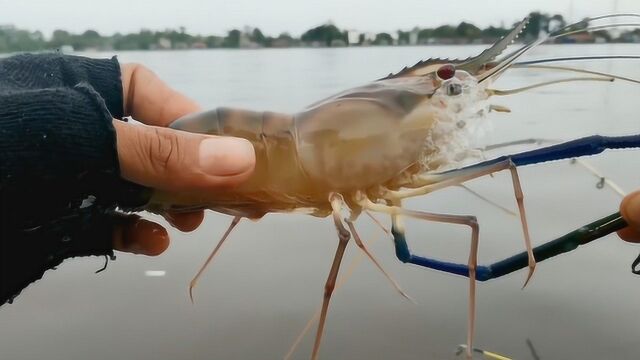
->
113, 214, 170, 256
114, 120, 255, 192
121, 63, 201, 127
617, 226, 640, 243
620, 190, 640, 228
163, 210, 205, 232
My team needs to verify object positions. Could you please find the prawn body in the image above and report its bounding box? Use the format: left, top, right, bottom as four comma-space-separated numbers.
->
149, 71, 490, 218
142, 14, 640, 360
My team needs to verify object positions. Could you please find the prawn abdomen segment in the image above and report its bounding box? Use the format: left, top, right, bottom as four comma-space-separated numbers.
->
161, 107, 328, 213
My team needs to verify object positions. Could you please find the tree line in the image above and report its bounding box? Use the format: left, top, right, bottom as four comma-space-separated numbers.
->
1, 12, 637, 53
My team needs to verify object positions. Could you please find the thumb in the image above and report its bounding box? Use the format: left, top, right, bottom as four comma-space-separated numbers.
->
114, 120, 255, 192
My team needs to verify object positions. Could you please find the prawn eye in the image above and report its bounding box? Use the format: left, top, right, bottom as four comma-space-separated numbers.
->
446, 83, 462, 96
436, 64, 456, 80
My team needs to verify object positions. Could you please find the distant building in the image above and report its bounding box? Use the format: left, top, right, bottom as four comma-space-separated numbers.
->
239, 32, 259, 48
562, 32, 595, 43
157, 37, 172, 49
363, 32, 376, 46
347, 30, 360, 45
271, 38, 291, 48
174, 42, 188, 50
390, 31, 399, 45
60, 45, 74, 53
619, 31, 640, 43
409, 27, 419, 45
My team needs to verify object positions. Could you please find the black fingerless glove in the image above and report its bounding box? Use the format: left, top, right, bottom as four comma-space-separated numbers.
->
0, 53, 150, 305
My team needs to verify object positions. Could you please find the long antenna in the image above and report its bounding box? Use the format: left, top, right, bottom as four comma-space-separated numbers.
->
569, 0, 574, 23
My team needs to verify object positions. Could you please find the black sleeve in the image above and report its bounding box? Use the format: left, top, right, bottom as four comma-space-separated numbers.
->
0, 53, 150, 305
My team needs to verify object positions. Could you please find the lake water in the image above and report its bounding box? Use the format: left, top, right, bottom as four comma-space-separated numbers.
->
1, 44, 639, 360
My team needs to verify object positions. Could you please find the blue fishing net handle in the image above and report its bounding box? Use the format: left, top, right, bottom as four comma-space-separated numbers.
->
487, 212, 631, 279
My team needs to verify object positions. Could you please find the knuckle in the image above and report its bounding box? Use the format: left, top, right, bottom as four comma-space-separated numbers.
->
128, 62, 149, 79
147, 128, 183, 173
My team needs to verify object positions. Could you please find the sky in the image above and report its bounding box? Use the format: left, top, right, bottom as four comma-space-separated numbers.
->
0, 0, 637, 37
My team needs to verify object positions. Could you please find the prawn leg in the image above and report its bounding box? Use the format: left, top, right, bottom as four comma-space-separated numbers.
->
345, 220, 415, 303
311, 193, 351, 360
360, 199, 480, 359
386, 159, 535, 287
189, 216, 241, 302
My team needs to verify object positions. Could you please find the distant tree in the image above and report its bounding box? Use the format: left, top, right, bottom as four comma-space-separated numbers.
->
50, 29, 72, 48
76, 30, 103, 49
592, 30, 611, 42
82, 30, 100, 39
0, 28, 46, 52
164, 28, 192, 47
397, 30, 410, 45
251, 28, 266, 45
618, 28, 640, 42
205, 35, 223, 48
456, 22, 481, 38
223, 29, 241, 48
519, 12, 571, 39
113, 34, 138, 50
113, 30, 156, 50
269, 32, 296, 47
521, 11, 559, 39
548, 14, 567, 33
373, 32, 393, 45
136, 30, 157, 49
301, 24, 345, 46
481, 26, 509, 39
0, 14, 629, 54
417, 28, 433, 42
31, 31, 45, 42
433, 25, 456, 38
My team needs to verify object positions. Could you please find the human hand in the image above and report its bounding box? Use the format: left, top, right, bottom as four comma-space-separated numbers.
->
618, 190, 640, 243
111, 63, 255, 256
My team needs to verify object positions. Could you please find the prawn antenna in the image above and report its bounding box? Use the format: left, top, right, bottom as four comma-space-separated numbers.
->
512, 63, 640, 85
457, 184, 517, 216
515, 55, 640, 67
364, 210, 392, 237
481, 139, 627, 196
549, 14, 640, 40
570, 158, 627, 197
455, 344, 513, 360
479, 14, 640, 83
488, 76, 614, 96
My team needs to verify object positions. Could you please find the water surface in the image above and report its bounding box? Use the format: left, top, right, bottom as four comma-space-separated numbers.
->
1, 44, 639, 360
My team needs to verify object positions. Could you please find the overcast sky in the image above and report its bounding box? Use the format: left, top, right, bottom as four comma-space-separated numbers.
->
0, 0, 636, 37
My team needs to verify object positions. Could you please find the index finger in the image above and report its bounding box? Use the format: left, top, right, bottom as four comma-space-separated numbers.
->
120, 63, 201, 127
119, 63, 206, 231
